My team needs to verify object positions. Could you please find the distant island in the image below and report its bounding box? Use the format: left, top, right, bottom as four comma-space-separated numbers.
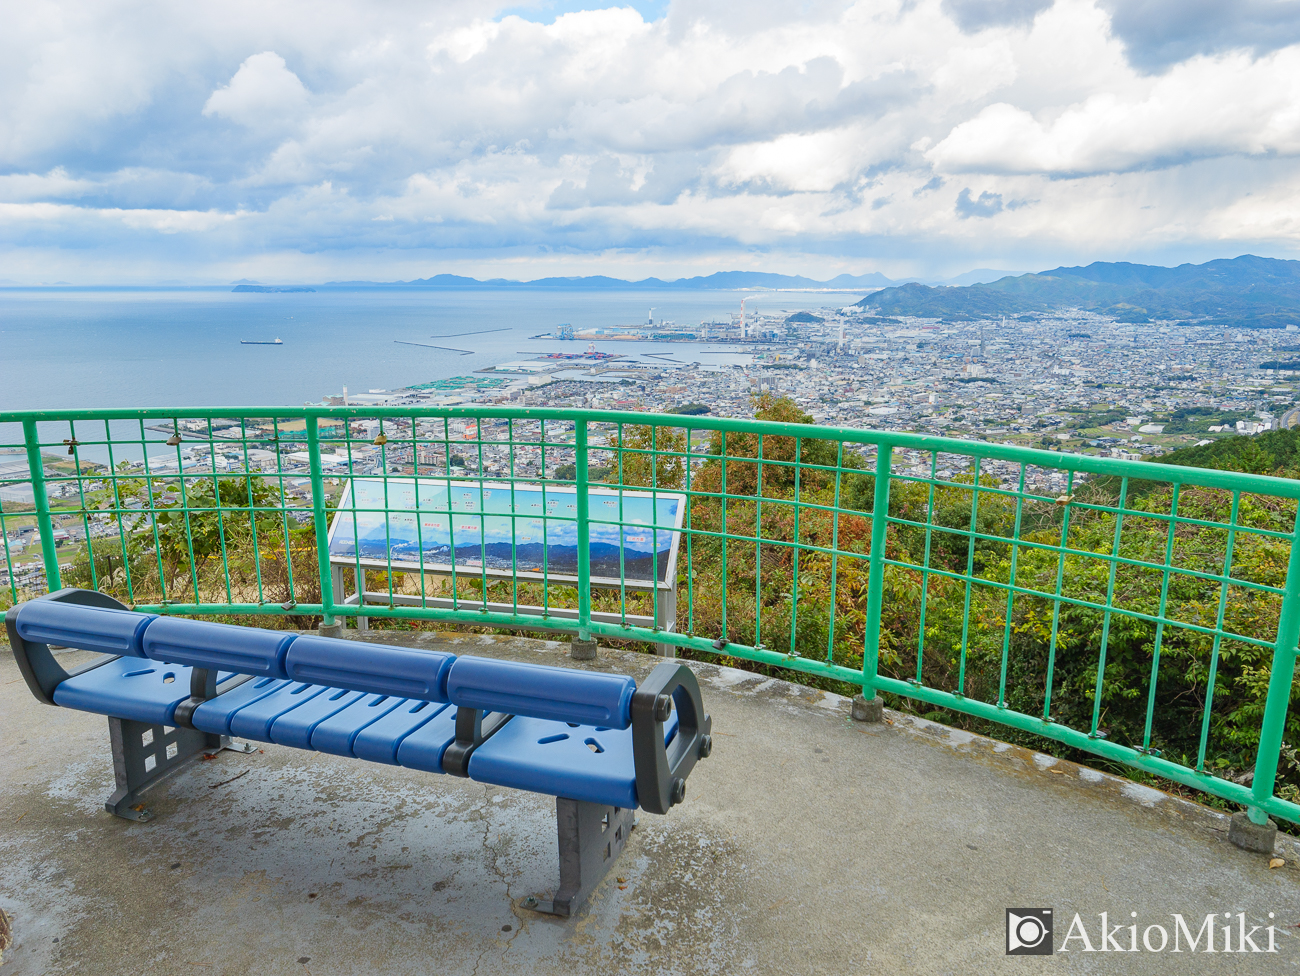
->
855, 254, 1300, 328
230, 268, 1028, 292
318, 271, 898, 291
232, 285, 316, 293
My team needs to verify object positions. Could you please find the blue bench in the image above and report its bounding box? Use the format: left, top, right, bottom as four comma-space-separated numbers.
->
6, 588, 712, 916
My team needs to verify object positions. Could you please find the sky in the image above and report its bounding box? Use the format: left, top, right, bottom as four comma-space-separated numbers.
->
3, 0, 1300, 284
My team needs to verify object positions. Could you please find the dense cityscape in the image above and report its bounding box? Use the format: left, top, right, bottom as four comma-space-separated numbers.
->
325, 302, 1299, 452
332, 302, 1300, 489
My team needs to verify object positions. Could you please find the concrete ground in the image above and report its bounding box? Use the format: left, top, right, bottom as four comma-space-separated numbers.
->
2, 629, 1299, 975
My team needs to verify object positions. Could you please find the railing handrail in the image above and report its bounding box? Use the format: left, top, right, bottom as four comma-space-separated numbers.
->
2, 404, 1296, 498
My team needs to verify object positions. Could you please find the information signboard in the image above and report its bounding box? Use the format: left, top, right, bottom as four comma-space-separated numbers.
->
327, 478, 685, 587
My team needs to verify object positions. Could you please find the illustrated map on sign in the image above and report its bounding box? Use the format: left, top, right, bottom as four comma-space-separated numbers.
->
326, 478, 684, 584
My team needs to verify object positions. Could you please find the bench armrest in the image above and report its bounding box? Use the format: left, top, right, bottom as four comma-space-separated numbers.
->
631, 662, 712, 815
5, 588, 135, 706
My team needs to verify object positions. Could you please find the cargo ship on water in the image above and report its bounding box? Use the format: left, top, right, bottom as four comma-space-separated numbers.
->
241, 338, 283, 345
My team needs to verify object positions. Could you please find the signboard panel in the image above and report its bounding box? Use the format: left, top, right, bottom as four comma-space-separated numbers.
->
327, 478, 685, 587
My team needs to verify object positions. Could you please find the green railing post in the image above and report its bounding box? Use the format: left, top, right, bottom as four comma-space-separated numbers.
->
22, 419, 61, 592
1248, 506, 1300, 823
862, 444, 893, 700
575, 419, 592, 642
306, 415, 337, 627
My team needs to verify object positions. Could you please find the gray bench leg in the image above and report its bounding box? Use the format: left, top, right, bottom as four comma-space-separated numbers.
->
104, 717, 253, 822
524, 798, 635, 917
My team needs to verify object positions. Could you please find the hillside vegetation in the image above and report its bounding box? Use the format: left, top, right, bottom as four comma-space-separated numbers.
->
1150, 425, 1300, 476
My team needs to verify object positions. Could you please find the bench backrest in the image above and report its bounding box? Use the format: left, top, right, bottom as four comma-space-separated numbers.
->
13, 599, 156, 658
444, 655, 634, 729
11, 600, 635, 729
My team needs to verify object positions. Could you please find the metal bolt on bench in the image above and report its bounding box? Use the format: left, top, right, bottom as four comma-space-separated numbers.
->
6, 589, 712, 917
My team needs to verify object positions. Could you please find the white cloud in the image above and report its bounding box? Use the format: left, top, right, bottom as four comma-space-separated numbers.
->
0, 0, 1298, 280
930, 39, 1018, 101
111, 206, 243, 233
1207, 168, 1300, 242
0, 201, 242, 234
203, 52, 310, 128
927, 47, 1300, 174
0, 168, 96, 201
716, 127, 874, 192
433, 20, 503, 63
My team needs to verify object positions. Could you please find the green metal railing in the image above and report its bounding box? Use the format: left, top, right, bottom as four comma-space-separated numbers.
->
2, 405, 1299, 825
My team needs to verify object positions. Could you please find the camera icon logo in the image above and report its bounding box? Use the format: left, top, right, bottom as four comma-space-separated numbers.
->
1006, 908, 1053, 955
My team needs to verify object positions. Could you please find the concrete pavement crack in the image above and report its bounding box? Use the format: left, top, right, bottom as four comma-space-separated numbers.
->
470, 789, 527, 976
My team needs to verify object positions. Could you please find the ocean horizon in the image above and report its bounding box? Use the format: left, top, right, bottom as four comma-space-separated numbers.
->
0, 287, 867, 411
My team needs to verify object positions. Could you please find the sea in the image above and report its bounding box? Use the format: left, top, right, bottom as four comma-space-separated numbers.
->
0, 287, 868, 411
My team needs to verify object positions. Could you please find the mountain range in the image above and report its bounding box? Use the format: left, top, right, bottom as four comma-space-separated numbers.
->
855, 255, 1300, 327
319, 271, 900, 290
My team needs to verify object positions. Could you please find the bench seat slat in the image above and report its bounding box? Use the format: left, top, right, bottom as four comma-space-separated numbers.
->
394, 711, 461, 775
468, 711, 680, 810
191, 678, 290, 735
270, 689, 367, 749
310, 695, 409, 758
350, 700, 452, 765
52, 657, 230, 726
227, 683, 331, 743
